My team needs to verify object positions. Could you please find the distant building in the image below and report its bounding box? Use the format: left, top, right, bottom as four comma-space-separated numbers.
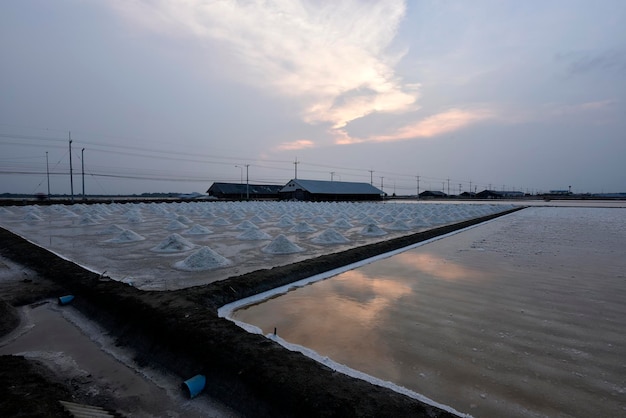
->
279, 179, 383, 201
418, 190, 448, 199
476, 190, 525, 199
548, 190, 571, 196
207, 183, 282, 199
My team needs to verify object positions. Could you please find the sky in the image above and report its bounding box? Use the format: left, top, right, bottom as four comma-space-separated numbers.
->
1, 0, 625, 196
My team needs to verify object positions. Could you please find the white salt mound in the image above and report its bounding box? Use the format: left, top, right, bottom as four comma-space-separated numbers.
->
262, 234, 304, 254
99, 224, 126, 235
151, 233, 195, 252
183, 224, 213, 235
174, 246, 232, 271
106, 229, 145, 243
238, 228, 272, 240
311, 228, 349, 244
386, 220, 411, 231
290, 222, 316, 233
166, 219, 188, 230
360, 224, 387, 237
275, 216, 295, 227
236, 220, 258, 230
77, 214, 99, 225
249, 215, 265, 223
331, 218, 353, 229
23, 212, 43, 222
212, 217, 231, 226
311, 216, 328, 225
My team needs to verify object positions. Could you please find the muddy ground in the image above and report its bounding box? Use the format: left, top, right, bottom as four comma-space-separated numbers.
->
0, 207, 522, 417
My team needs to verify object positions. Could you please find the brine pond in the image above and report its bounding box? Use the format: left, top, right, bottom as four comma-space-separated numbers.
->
228, 206, 626, 418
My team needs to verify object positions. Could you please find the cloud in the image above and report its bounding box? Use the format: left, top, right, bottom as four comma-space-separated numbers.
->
556, 49, 626, 76
276, 139, 315, 151
394, 252, 492, 282
334, 107, 495, 144
110, 0, 417, 131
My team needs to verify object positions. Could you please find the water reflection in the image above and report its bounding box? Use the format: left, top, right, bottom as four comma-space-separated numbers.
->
393, 252, 491, 282
233, 269, 413, 376
230, 212, 626, 418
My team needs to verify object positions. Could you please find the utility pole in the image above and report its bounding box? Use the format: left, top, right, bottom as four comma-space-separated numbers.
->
469, 180, 472, 197
380, 177, 384, 195
369, 170, 374, 186
235, 165, 243, 199
294, 157, 299, 179
416, 175, 420, 199
69, 132, 74, 203
459, 183, 462, 195
81, 148, 85, 200
447, 178, 450, 196
330, 172, 335, 181
245, 164, 250, 200
46, 151, 50, 199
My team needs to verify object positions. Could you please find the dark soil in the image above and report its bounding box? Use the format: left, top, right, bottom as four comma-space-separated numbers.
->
0, 207, 523, 417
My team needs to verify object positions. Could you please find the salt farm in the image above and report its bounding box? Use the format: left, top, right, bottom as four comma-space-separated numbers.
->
0, 200, 516, 290
1, 200, 625, 417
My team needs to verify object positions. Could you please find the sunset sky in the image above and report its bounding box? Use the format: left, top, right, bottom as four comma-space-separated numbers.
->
2, 0, 625, 195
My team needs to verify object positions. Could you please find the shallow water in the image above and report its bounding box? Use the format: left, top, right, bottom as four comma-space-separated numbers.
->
232, 207, 626, 417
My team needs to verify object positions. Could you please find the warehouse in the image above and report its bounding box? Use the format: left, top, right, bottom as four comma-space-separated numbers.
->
278, 179, 383, 201
207, 183, 282, 200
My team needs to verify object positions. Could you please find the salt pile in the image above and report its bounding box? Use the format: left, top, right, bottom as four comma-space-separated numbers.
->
385, 220, 411, 231
249, 215, 266, 223
183, 224, 213, 235
360, 216, 378, 225
77, 214, 99, 226
331, 218, 353, 229
176, 214, 192, 224
174, 246, 232, 271
311, 216, 328, 225
236, 220, 258, 230
360, 224, 387, 236
276, 216, 295, 227
151, 234, 195, 252
262, 234, 304, 254
408, 218, 430, 228
311, 228, 349, 245
291, 222, 316, 233
166, 219, 188, 230
56, 207, 78, 217
23, 212, 43, 222
105, 229, 145, 243
99, 224, 126, 235
238, 228, 272, 240
212, 217, 231, 226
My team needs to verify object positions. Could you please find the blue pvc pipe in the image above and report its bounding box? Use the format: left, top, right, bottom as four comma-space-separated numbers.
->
183, 374, 206, 398
58, 295, 75, 305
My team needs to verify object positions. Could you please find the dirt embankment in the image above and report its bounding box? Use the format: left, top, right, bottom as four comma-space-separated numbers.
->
0, 207, 523, 417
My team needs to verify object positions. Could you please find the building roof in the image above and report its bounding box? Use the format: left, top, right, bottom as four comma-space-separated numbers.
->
207, 183, 282, 195
280, 179, 383, 195
419, 190, 447, 197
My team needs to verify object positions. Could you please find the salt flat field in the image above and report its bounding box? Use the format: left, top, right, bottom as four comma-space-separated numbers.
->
227, 205, 626, 418
1, 200, 624, 417
0, 200, 515, 290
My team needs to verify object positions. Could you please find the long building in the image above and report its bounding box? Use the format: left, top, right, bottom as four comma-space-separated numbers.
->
278, 179, 383, 201
207, 183, 282, 199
